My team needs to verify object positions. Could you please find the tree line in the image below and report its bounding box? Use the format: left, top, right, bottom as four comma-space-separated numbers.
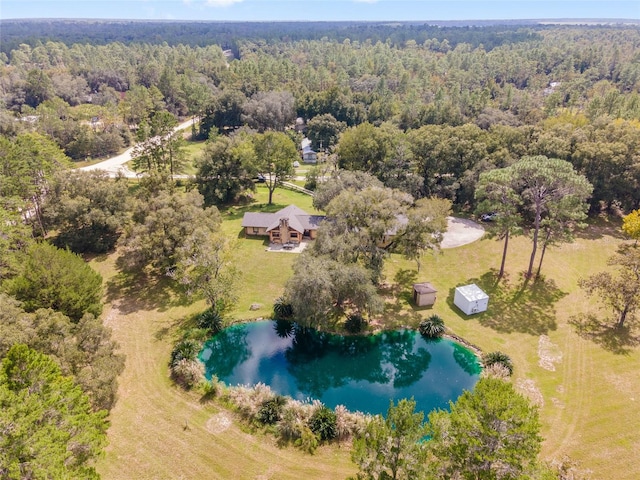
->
0, 20, 547, 56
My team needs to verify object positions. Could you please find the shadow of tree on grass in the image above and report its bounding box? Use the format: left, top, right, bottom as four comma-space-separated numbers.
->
575, 216, 626, 241
447, 270, 566, 335
379, 269, 422, 329
106, 268, 191, 315
569, 314, 640, 355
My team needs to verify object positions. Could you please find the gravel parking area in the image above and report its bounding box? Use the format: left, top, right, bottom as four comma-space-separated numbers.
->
440, 216, 485, 249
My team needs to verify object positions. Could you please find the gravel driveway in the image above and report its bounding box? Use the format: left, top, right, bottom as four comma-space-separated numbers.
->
440, 216, 485, 249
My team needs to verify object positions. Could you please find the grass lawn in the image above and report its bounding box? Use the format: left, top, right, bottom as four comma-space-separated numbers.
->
94, 185, 640, 479
181, 138, 207, 175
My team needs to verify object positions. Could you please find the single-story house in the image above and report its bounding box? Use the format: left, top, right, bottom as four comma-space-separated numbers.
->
241, 205, 325, 244
413, 282, 437, 307
301, 138, 317, 164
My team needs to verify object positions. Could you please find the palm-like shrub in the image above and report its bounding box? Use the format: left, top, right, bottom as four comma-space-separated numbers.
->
199, 376, 220, 400
482, 351, 514, 375
170, 339, 202, 367
273, 296, 293, 320
308, 405, 337, 441
345, 314, 366, 334
258, 395, 287, 425
419, 314, 446, 338
197, 307, 223, 335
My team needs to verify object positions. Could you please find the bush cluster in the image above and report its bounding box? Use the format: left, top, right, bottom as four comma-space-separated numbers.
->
221, 382, 368, 452
482, 351, 514, 376
170, 338, 204, 389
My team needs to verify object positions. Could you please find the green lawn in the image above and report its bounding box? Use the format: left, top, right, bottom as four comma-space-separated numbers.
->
181, 139, 207, 175
94, 187, 640, 479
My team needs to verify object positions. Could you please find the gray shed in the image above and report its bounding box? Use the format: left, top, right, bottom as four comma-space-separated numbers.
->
413, 282, 437, 307
454, 284, 489, 315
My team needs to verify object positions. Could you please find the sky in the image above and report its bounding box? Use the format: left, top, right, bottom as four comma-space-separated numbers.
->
1, 1, 638, 22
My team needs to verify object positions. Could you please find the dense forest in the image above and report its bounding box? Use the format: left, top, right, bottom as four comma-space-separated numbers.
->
0, 19, 549, 56
2, 22, 639, 210
1, 20, 640, 478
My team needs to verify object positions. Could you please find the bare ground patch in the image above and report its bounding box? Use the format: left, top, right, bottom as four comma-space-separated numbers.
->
516, 378, 544, 407
538, 335, 563, 371
205, 413, 232, 434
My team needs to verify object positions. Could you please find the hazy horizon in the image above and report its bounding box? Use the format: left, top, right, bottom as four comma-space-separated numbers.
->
2, 1, 639, 22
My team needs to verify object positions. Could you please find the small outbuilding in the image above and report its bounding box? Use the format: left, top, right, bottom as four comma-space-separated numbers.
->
412, 282, 437, 307
454, 284, 489, 315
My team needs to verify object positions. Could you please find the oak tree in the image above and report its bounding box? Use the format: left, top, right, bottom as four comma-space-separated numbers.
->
252, 131, 297, 204
579, 245, 640, 329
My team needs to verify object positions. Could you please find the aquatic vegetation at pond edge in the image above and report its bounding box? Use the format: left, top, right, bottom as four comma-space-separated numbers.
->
199, 321, 481, 416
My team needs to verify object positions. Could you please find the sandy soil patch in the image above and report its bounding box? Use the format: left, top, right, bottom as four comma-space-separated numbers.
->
205, 413, 232, 434
538, 335, 563, 371
516, 378, 545, 407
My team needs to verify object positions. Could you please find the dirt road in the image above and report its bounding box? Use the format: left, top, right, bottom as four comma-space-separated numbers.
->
80, 119, 194, 177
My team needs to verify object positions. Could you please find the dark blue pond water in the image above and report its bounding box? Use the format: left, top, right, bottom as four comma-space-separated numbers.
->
199, 320, 481, 416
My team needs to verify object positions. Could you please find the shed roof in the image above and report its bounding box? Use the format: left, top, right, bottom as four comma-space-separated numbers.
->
455, 283, 489, 301
413, 282, 437, 294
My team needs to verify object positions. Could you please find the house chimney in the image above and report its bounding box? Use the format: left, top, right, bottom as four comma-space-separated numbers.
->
279, 217, 290, 243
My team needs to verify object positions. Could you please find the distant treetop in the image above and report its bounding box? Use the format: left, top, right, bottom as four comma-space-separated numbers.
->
0, 19, 545, 56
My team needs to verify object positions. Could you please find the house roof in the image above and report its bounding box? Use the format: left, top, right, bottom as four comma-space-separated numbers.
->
413, 282, 437, 294
241, 212, 277, 229
241, 205, 325, 233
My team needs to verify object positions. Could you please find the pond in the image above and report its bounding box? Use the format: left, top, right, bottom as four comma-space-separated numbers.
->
199, 320, 481, 416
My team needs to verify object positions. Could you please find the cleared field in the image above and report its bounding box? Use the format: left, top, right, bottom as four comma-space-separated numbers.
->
94, 186, 640, 479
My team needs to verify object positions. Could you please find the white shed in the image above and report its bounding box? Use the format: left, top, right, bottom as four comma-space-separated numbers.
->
454, 284, 489, 315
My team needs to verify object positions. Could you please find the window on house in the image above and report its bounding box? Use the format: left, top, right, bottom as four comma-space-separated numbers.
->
252, 228, 259, 234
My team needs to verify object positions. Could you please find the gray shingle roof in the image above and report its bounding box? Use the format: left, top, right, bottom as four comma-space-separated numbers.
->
241, 212, 277, 229
241, 205, 325, 233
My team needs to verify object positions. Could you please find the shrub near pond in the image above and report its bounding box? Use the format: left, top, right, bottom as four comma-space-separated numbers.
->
309, 405, 338, 441
258, 395, 287, 425
419, 315, 446, 338
172, 358, 205, 389
197, 307, 223, 335
345, 314, 367, 334
482, 351, 514, 376
170, 339, 205, 389
273, 296, 294, 320
220, 381, 368, 451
